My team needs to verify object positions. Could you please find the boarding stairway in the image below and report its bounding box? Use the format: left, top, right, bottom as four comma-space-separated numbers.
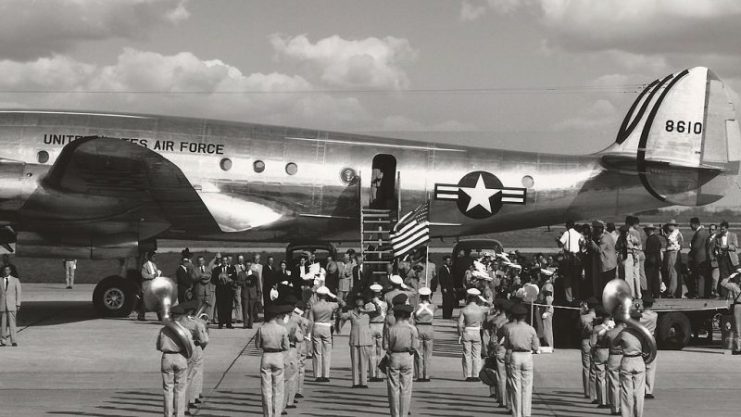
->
360, 208, 396, 280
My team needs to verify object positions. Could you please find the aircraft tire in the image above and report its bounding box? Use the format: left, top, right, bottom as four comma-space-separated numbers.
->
657, 311, 691, 350
93, 276, 138, 317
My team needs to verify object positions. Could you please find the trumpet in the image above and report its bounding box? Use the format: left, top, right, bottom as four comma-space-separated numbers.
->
602, 279, 657, 364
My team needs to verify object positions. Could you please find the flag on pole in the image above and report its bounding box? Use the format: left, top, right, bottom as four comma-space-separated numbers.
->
390, 201, 430, 258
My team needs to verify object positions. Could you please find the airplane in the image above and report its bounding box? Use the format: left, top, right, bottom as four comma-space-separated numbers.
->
0, 66, 737, 317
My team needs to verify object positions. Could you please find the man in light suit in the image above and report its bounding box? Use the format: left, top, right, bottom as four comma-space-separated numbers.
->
0, 265, 21, 346
713, 220, 739, 291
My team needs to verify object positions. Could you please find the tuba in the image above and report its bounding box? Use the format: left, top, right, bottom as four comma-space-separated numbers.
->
143, 275, 194, 359
602, 278, 657, 364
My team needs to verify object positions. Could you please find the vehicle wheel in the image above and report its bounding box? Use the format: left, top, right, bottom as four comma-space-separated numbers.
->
93, 276, 137, 317
657, 312, 691, 349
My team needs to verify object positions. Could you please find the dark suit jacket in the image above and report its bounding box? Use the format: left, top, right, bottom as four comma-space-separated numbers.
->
352, 265, 372, 293
689, 227, 710, 264
438, 265, 454, 291
176, 265, 192, 288
713, 232, 739, 266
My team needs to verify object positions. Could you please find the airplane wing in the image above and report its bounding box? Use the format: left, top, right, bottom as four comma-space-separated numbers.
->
19, 136, 220, 240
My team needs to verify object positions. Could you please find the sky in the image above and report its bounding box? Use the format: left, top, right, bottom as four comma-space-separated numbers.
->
1, 0, 741, 159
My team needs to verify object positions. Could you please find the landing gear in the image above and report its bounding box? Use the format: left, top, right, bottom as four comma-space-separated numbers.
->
92, 275, 138, 317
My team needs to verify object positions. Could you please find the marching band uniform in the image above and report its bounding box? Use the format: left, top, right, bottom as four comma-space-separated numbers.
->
255, 306, 290, 417
579, 303, 597, 400
157, 319, 194, 417
283, 303, 304, 409
617, 319, 647, 417
458, 288, 489, 381
639, 299, 658, 399
493, 303, 511, 408
413, 287, 435, 381
606, 323, 626, 414
368, 284, 388, 381
503, 303, 539, 417
171, 302, 209, 409
384, 304, 419, 417
591, 315, 610, 408
309, 286, 340, 381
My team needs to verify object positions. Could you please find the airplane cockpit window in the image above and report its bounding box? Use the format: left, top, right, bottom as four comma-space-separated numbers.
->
285, 162, 298, 175
220, 158, 232, 171
37, 150, 49, 164
253, 160, 265, 173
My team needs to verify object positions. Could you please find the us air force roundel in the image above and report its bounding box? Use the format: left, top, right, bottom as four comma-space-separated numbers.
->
434, 171, 527, 219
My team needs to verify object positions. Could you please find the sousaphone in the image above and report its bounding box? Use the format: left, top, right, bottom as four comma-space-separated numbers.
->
143, 275, 193, 359
602, 279, 657, 364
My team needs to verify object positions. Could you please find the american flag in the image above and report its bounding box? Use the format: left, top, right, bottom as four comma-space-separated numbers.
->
390, 201, 430, 258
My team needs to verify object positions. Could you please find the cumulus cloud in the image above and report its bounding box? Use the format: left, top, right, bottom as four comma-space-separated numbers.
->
270, 34, 418, 90
0, 0, 190, 60
0, 48, 371, 129
466, 0, 741, 55
460, 1, 488, 21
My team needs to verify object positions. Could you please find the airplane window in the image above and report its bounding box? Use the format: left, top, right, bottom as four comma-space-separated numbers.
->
254, 160, 265, 173
37, 150, 49, 164
522, 175, 534, 188
286, 162, 298, 175
220, 158, 232, 171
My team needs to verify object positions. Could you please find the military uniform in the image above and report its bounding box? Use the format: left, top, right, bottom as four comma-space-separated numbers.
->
176, 312, 209, 408
502, 310, 539, 417
591, 321, 610, 407
492, 311, 510, 407
383, 310, 419, 417
294, 310, 312, 398
255, 317, 290, 417
617, 328, 646, 417
639, 308, 658, 398
284, 312, 304, 408
413, 299, 435, 381
368, 293, 388, 380
579, 309, 596, 399
309, 297, 339, 380
606, 324, 625, 414
157, 322, 194, 417
341, 305, 374, 387
458, 301, 489, 380
536, 282, 554, 348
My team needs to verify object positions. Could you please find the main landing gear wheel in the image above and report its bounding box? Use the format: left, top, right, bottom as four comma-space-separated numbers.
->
93, 276, 137, 317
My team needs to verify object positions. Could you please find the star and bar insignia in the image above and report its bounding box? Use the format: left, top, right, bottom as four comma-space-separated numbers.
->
434, 171, 527, 219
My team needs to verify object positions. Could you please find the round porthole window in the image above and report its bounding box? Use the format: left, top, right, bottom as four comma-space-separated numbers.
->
285, 162, 298, 175
340, 167, 356, 184
522, 175, 534, 188
220, 158, 232, 171
253, 160, 265, 173
37, 150, 49, 164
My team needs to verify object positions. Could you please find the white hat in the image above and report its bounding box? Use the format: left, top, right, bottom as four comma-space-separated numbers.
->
293, 306, 304, 315
316, 286, 330, 295
540, 268, 554, 277
390, 275, 403, 285
370, 283, 383, 292
418, 287, 431, 296
466, 288, 481, 296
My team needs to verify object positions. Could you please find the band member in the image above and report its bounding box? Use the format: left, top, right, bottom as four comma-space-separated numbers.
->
503, 302, 539, 417
579, 298, 598, 400
256, 304, 290, 417
384, 303, 419, 417
414, 287, 435, 381
139, 251, 161, 321
384, 275, 408, 306
309, 286, 341, 382
156, 312, 195, 417
286, 301, 310, 407
282, 295, 302, 410
639, 297, 658, 398
367, 284, 388, 382
171, 301, 209, 411
721, 269, 741, 354
606, 321, 626, 415
458, 288, 489, 381
492, 299, 511, 408
341, 293, 374, 388
591, 306, 611, 409
617, 310, 647, 417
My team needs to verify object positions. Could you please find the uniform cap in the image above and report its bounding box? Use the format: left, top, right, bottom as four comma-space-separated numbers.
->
630, 310, 643, 320
390, 275, 404, 285
391, 293, 408, 306
466, 288, 481, 296
418, 287, 431, 296
591, 220, 605, 228
394, 304, 413, 314
511, 303, 528, 317
171, 300, 199, 315
369, 283, 383, 292
316, 286, 330, 295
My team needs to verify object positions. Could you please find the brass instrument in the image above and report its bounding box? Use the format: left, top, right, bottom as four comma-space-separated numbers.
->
602, 278, 657, 364
143, 276, 194, 358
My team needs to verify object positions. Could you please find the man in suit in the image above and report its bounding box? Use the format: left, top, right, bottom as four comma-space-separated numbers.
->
588, 220, 617, 299
176, 256, 193, 304
0, 265, 21, 346
212, 255, 234, 329
239, 259, 261, 329
438, 256, 455, 319
689, 217, 711, 298
193, 256, 213, 320
251, 254, 264, 321
714, 220, 739, 289
262, 256, 276, 307
325, 255, 340, 295
352, 254, 372, 294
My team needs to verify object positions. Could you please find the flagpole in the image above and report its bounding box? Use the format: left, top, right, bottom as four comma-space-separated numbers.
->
425, 242, 430, 288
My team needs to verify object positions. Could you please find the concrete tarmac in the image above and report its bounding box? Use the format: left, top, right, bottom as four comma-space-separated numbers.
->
0, 284, 737, 416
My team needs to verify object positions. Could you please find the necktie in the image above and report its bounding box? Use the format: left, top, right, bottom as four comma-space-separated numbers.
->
4, 277, 7, 291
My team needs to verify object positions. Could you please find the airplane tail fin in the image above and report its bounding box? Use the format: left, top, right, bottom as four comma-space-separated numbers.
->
600, 67, 740, 206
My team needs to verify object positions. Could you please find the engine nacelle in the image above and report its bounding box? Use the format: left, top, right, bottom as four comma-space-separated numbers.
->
13, 231, 139, 260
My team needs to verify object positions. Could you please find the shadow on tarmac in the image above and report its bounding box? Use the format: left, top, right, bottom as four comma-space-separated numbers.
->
18, 300, 96, 327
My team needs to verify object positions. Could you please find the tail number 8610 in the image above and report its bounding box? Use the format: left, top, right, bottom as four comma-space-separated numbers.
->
665, 120, 703, 134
